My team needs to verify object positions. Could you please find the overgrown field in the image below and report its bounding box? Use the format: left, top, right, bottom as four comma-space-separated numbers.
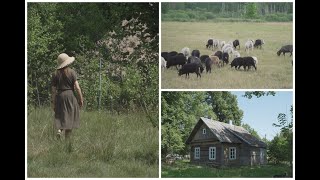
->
161, 22, 293, 89
27, 107, 158, 178
161, 160, 293, 178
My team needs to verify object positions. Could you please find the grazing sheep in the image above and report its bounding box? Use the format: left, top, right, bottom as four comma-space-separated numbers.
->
161, 57, 166, 69
200, 55, 209, 64
230, 56, 257, 71
178, 63, 202, 78
233, 39, 240, 49
233, 51, 241, 58
245, 40, 254, 52
254, 39, 265, 49
187, 56, 204, 72
206, 39, 213, 49
252, 56, 258, 65
277, 45, 293, 57
222, 52, 229, 66
205, 57, 214, 73
181, 47, 191, 58
191, 49, 200, 58
220, 41, 226, 49
166, 55, 186, 69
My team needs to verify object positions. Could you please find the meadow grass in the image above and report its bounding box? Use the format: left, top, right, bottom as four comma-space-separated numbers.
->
161, 160, 292, 178
161, 21, 293, 89
27, 107, 158, 177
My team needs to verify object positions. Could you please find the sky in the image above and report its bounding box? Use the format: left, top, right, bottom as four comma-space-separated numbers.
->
231, 91, 293, 141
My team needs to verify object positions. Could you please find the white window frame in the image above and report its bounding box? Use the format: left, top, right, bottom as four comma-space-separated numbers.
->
194, 147, 200, 159
209, 147, 216, 160
229, 147, 236, 160
202, 128, 206, 134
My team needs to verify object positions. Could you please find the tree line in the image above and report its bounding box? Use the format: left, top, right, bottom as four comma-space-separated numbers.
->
27, 3, 159, 126
162, 2, 293, 22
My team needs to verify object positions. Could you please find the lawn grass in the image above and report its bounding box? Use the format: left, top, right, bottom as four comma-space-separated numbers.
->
161, 21, 293, 89
161, 160, 292, 178
27, 107, 158, 177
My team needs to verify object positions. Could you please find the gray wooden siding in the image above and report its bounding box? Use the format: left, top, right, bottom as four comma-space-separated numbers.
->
191, 124, 219, 143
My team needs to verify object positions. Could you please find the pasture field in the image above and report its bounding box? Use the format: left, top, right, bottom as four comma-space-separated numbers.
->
161, 160, 293, 178
27, 107, 158, 178
161, 21, 293, 89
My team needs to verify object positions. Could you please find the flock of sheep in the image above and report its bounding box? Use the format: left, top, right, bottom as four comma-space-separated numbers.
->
161, 38, 293, 78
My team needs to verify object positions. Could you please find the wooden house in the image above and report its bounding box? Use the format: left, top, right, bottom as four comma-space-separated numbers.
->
186, 117, 267, 167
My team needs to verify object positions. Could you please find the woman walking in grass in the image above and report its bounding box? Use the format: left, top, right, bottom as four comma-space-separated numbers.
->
51, 53, 84, 140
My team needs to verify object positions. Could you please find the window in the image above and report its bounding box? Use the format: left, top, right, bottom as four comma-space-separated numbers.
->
229, 147, 236, 160
209, 147, 216, 160
195, 147, 200, 159
202, 128, 206, 134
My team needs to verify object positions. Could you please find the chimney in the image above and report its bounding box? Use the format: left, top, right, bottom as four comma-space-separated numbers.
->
229, 120, 233, 125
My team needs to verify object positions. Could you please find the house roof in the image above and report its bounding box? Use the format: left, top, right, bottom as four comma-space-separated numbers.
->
186, 117, 267, 148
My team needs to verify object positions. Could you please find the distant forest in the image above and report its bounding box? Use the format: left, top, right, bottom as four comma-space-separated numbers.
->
162, 2, 293, 22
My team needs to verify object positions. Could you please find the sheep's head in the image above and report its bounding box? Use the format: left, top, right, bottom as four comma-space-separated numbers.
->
277, 50, 281, 56
178, 69, 183, 76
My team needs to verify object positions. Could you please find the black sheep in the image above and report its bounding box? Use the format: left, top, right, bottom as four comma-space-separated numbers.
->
222, 52, 229, 66
233, 39, 240, 49
205, 57, 214, 73
277, 45, 293, 57
231, 57, 256, 71
191, 49, 200, 58
200, 55, 209, 64
166, 55, 186, 69
178, 63, 202, 78
254, 39, 264, 49
206, 39, 213, 49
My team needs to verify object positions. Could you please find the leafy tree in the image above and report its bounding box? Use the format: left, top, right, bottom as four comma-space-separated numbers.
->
205, 92, 243, 125
268, 105, 293, 165
243, 91, 276, 99
246, 3, 258, 18
242, 123, 261, 140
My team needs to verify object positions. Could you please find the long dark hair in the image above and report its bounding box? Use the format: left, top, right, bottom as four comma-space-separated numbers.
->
55, 66, 71, 79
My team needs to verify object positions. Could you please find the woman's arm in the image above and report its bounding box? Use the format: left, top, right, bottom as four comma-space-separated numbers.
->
74, 80, 84, 107
51, 86, 56, 112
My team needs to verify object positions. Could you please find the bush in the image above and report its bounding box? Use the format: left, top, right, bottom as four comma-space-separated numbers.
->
204, 12, 215, 19
264, 13, 292, 22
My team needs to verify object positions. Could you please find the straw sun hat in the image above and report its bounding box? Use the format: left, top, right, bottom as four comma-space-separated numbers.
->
56, 53, 75, 69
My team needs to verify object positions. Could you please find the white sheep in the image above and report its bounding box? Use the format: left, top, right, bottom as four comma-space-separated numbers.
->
223, 46, 234, 55
181, 47, 190, 59
212, 39, 219, 48
161, 57, 166, 69
245, 39, 254, 52
222, 44, 232, 52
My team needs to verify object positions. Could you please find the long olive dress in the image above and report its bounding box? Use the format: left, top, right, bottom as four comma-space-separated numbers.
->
51, 68, 80, 129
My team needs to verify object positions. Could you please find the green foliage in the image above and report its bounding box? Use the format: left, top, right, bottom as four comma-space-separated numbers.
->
27, 107, 158, 177
268, 105, 293, 165
245, 3, 258, 19
161, 2, 292, 22
205, 92, 243, 125
243, 91, 276, 99
241, 123, 261, 140
264, 13, 293, 22
162, 160, 292, 177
